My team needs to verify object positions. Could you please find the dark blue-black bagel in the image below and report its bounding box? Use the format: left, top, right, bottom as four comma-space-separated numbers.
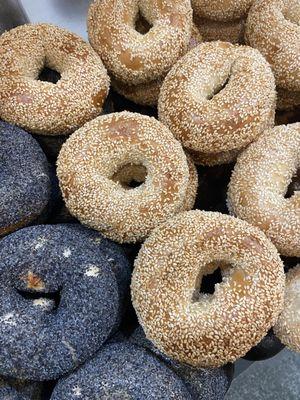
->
0, 224, 130, 380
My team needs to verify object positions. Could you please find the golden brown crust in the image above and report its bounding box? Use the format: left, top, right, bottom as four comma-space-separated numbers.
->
131, 210, 285, 367
181, 155, 198, 211
246, 0, 300, 92
158, 41, 276, 157
192, 0, 253, 21
194, 16, 246, 44
111, 24, 202, 107
274, 265, 300, 352
0, 23, 110, 135
57, 111, 189, 243
228, 123, 300, 257
88, 0, 193, 86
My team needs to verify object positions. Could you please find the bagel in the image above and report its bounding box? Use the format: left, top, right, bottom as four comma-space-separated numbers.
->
274, 265, 300, 352
130, 326, 234, 400
158, 41, 276, 165
57, 112, 190, 243
0, 224, 130, 380
246, 0, 300, 92
192, 0, 253, 21
0, 121, 52, 236
111, 23, 202, 107
131, 210, 285, 367
87, 0, 193, 86
228, 123, 300, 257
51, 342, 192, 399
0, 23, 110, 135
194, 16, 246, 44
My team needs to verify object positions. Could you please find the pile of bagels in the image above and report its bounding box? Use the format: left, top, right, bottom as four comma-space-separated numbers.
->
0, 0, 300, 398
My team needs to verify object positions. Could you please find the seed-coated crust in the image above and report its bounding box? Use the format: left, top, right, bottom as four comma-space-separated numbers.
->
111, 24, 202, 106
245, 0, 300, 92
182, 155, 198, 211
158, 41, 276, 156
228, 123, 300, 257
192, 0, 253, 22
194, 17, 246, 44
0, 121, 52, 236
131, 210, 285, 367
87, 0, 193, 86
57, 111, 189, 243
51, 342, 192, 400
130, 326, 233, 400
0, 386, 27, 400
0, 23, 110, 135
274, 265, 300, 352
277, 88, 300, 111
0, 224, 130, 380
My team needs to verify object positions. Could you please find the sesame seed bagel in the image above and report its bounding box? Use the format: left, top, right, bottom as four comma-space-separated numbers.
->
194, 17, 246, 44
87, 0, 193, 86
245, 0, 300, 92
111, 24, 202, 107
131, 210, 285, 367
228, 123, 300, 257
0, 23, 110, 135
274, 265, 300, 352
57, 112, 189, 243
158, 41, 276, 161
192, 0, 253, 22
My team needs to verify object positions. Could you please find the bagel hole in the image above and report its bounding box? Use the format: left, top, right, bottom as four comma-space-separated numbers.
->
38, 67, 61, 84
17, 289, 61, 311
199, 267, 223, 295
112, 163, 147, 189
135, 11, 152, 34
285, 169, 300, 198
207, 75, 231, 100
193, 261, 232, 301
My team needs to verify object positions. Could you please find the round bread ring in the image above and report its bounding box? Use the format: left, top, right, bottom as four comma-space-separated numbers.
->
158, 41, 276, 156
277, 88, 300, 111
111, 24, 202, 107
0, 224, 127, 380
112, 153, 197, 211
192, 0, 253, 22
87, 0, 193, 86
0, 121, 52, 236
274, 265, 300, 352
245, 0, 300, 92
131, 210, 285, 367
0, 23, 110, 135
51, 342, 192, 400
194, 16, 245, 44
228, 123, 300, 257
57, 112, 189, 243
